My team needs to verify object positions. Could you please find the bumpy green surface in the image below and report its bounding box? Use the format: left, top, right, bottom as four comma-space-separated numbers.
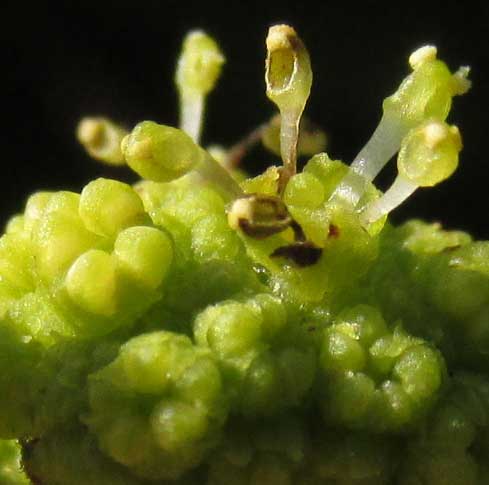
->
0, 29, 486, 485
0, 440, 29, 484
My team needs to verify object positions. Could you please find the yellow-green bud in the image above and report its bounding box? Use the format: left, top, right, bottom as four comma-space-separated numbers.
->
33, 192, 100, 282
114, 226, 173, 289
65, 249, 118, 316
151, 400, 208, 452
122, 121, 203, 182
79, 178, 147, 237
24, 192, 53, 234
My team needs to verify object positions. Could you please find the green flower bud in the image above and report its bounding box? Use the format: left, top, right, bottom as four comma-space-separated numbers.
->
33, 192, 100, 282
65, 249, 118, 316
23, 191, 53, 234
79, 178, 147, 237
122, 121, 242, 200
122, 121, 203, 182
88, 331, 226, 480
150, 399, 209, 452
113, 226, 173, 289
320, 308, 445, 432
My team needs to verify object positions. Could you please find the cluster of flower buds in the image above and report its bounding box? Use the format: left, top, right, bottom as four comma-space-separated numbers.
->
76, 25, 471, 259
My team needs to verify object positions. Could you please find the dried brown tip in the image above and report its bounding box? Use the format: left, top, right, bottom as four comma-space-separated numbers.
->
227, 194, 292, 239
270, 241, 323, 267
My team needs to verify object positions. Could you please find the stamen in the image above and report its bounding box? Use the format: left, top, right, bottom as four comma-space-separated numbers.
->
332, 111, 405, 206
77, 117, 128, 166
175, 30, 225, 143
451, 66, 471, 95
360, 176, 418, 225
332, 45, 470, 207
360, 120, 462, 225
265, 25, 312, 192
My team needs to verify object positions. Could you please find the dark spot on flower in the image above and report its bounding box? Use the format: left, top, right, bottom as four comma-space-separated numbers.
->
270, 241, 322, 267
328, 224, 340, 238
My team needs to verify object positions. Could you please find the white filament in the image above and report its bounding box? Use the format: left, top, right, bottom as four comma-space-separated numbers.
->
180, 92, 204, 143
196, 153, 244, 200
280, 111, 300, 178
360, 176, 417, 225
331, 112, 406, 207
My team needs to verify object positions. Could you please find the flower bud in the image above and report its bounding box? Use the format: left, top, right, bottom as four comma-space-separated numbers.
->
122, 121, 203, 182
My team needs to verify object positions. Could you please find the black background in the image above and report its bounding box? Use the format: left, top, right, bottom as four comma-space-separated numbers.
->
4, 2, 489, 237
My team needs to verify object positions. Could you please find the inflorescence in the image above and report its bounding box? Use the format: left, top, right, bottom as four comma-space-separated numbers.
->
2, 24, 488, 485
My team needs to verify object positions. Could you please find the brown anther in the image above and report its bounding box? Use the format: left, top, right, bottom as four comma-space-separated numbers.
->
270, 241, 323, 267
228, 193, 292, 239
